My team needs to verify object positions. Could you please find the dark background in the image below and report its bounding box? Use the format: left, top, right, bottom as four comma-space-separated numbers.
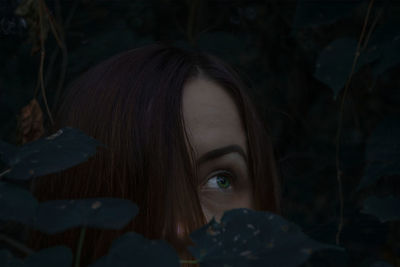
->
1, 0, 399, 266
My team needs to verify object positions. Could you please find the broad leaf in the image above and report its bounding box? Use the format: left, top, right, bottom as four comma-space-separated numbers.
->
89, 232, 180, 267
0, 181, 38, 224
362, 195, 400, 222
32, 198, 138, 234
187, 208, 342, 267
0, 127, 104, 181
0, 249, 23, 267
370, 261, 394, 267
24, 246, 73, 267
0, 141, 18, 166
0, 247, 72, 267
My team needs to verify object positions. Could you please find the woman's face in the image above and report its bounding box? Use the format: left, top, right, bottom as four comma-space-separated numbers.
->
182, 77, 254, 223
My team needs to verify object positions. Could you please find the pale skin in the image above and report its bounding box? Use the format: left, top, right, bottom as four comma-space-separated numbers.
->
182, 77, 255, 226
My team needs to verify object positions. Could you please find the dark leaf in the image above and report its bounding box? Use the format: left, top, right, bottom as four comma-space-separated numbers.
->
358, 161, 400, 190
24, 246, 73, 267
88, 232, 180, 267
32, 198, 138, 234
292, 0, 362, 30
361, 195, 400, 222
367, 16, 400, 78
1, 127, 104, 181
0, 181, 38, 224
358, 117, 400, 190
314, 38, 357, 99
314, 38, 379, 99
369, 261, 394, 267
0, 141, 18, 166
0, 249, 24, 267
187, 208, 342, 267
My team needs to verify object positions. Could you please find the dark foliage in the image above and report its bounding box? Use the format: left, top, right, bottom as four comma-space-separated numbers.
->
0, 0, 399, 266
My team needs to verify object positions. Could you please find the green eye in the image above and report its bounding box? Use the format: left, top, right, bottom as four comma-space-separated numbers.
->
205, 171, 235, 191
216, 175, 231, 189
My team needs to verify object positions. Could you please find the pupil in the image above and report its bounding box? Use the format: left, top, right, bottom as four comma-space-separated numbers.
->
217, 176, 230, 188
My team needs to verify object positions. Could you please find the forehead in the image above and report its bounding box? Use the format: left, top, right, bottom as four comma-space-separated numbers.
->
182, 78, 247, 157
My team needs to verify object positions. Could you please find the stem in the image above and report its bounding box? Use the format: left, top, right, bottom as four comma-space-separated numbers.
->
0, 233, 35, 256
38, 0, 54, 126
335, 0, 375, 246
45, 6, 64, 48
180, 259, 199, 264
0, 168, 11, 178
361, 6, 384, 52
74, 227, 86, 267
52, 0, 79, 111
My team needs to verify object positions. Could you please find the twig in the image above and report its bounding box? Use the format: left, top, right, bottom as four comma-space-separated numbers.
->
0, 233, 35, 256
0, 168, 11, 179
37, 0, 54, 126
53, 45, 68, 110
45, 5, 64, 49
361, 6, 384, 52
74, 227, 86, 267
52, 0, 80, 110
335, 0, 375, 245
180, 259, 199, 264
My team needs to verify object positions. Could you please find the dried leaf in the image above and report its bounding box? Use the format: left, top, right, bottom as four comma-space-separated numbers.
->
17, 98, 45, 145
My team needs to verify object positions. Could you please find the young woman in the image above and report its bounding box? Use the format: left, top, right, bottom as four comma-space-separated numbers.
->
27, 43, 281, 265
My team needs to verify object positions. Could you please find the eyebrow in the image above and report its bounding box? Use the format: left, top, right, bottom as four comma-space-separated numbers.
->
197, 145, 247, 165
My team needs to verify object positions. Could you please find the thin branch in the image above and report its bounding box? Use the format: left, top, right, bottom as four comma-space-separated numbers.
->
361, 6, 384, 52
335, 0, 375, 246
45, 6, 64, 49
74, 227, 86, 267
37, 0, 54, 126
180, 259, 199, 264
53, 45, 68, 110
39, 0, 79, 112
0, 168, 11, 178
52, 0, 80, 110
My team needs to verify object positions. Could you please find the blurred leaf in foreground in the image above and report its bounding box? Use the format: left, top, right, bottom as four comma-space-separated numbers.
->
24, 246, 73, 267
0, 181, 38, 224
0, 249, 23, 267
0, 127, 104, 181
32, 198, 138, 234
89, 232, 180, 267
187, 208, 343, 267
0, 246, 72, 267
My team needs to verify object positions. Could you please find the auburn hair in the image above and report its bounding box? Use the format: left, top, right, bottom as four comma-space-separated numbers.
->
26, 42, 281, 266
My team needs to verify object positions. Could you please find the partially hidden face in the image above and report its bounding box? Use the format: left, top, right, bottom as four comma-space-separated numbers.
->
182, 77, 254, 227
